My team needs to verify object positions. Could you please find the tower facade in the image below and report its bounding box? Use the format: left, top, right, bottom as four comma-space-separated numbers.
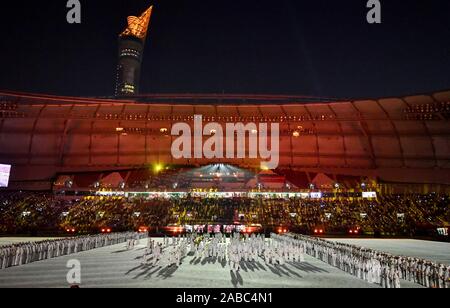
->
115, 6, 153, 96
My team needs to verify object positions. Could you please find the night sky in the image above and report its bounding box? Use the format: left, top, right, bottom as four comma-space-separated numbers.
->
1, 0, 449, 99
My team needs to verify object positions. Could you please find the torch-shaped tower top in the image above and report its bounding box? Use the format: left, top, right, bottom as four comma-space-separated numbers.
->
120, 5, 154, 40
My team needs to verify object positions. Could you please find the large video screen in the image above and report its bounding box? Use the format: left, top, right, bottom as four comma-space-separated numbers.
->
0, 164, 11, 188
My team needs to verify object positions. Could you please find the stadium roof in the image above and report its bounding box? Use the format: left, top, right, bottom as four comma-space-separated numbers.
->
2, 89, 450, 105
0, 90, 449, 186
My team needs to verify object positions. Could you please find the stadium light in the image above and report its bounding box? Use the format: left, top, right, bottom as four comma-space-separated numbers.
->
154, 164, 163, 173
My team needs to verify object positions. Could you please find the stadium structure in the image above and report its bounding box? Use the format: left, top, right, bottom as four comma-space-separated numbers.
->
0, 4, 449, 194
1, 4, 450, 291
0, 89, 449, 194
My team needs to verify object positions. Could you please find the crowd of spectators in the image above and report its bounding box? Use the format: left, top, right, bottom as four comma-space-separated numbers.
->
61, 197, 171, 233
0, 192, 69, 234
170, 194, 449, 235
0, 192, 448, 236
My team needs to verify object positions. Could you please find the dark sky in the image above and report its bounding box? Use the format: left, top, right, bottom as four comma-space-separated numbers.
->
0, 0, 449, 99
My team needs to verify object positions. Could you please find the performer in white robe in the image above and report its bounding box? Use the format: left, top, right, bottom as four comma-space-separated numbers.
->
393, 269, 401, 288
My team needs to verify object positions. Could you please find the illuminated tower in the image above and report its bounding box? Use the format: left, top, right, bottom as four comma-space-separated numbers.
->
115, 5, 153, 96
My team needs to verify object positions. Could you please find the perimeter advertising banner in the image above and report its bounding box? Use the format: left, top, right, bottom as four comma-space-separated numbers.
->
0, 164, 11, 187
362, 191, 377, 199
310, 192, 323, 199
